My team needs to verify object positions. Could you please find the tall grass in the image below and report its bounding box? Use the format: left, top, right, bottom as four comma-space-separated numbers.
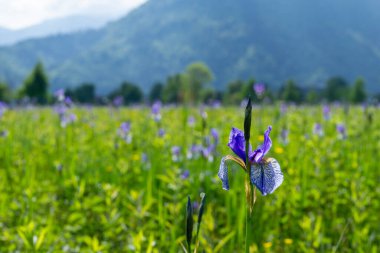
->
0, 105, 378, 252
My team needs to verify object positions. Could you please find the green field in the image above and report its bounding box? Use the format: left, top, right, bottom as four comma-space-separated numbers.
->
0, 105, 379, 252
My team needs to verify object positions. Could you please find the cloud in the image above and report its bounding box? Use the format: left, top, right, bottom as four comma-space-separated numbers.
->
0, 0, 146, 29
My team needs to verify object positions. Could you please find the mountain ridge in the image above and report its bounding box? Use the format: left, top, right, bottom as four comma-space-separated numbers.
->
0, 0, 380, 93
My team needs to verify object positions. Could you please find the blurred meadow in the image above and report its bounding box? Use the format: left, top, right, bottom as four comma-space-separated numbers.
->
1, 1, 380, 252
0, 104, 379, 252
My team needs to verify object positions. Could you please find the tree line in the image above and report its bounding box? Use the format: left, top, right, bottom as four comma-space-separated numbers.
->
0, 61, 376, 105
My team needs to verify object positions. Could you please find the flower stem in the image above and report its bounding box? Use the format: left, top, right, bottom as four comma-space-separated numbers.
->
245, 172, 254, 253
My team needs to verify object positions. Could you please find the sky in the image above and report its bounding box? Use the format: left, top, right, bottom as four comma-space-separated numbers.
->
0, 0, 147, 30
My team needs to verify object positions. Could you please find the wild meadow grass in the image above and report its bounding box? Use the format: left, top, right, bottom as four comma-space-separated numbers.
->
0, 105, 379, 252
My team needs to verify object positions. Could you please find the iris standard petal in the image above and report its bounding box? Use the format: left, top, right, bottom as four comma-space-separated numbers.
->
251, 126, 272, 163
218, 156, 230, 190
250, 157, 283, 196
228, 127, 250, 162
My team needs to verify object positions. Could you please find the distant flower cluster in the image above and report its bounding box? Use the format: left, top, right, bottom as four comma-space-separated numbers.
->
118, 121, 132, 144
186, 128, 219, 162
0, 102, 8, 138
54, 89, 77, 128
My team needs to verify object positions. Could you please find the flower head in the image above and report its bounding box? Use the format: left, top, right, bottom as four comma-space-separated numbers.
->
253, 83, 265, 97
118, 122, 132, 143
54, 89, 65, 102
323, 105, 331, 120
219, 126, 283, 195
313, 123, 323, 137
112, 96, 123, 107
188, 116, 195, 127
151, 101, 162, 122
336, 123, 347, 139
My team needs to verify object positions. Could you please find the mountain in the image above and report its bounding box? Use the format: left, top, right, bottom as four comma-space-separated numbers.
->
0, 15, 109, 46
0, 0, 380, 93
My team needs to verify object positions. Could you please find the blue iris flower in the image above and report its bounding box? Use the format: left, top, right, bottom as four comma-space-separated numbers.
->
218, 126, 283, 196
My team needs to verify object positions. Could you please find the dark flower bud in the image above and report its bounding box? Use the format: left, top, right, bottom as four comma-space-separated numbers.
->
244, 97, 252, 143
186, 196, 194, 251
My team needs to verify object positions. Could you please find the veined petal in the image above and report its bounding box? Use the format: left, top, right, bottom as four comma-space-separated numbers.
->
217, 155, 246, 191
218, 157, 230, 190
250, 157, 283, 196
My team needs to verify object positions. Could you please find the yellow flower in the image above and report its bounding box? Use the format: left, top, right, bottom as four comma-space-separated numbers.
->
275, 147, 284, 154
284, 238, 293, 245
263, 242, 272, 249
132, 153, 140, 161
258, 135, 264, 142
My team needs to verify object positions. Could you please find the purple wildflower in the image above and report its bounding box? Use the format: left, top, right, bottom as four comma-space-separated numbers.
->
60, 113, 77, 128
313, 123, 323, 137
187, 144, 201, 159
192, 201, 199, 211
219, 126, 283, 195
0, 101, 7, 118
211, 128, 219, 144
280, 103, 287, 115
151, 101, 162, 122
188, 116, 195, 127
172, 146, 181, 161
280, 128, 289, 144
323, 105, 331, 120
336, 123, 347, 139
181, 170, 190, 179
158, 128, 165, 137
54, 89, 65, 102
119, 122, 132, 143
202, 145, 214, 162
64, 96, 73, 107
0, 130, 8, 137
253, 83, 265, 97
141, 153, 148, 163
112, 96, 123, 107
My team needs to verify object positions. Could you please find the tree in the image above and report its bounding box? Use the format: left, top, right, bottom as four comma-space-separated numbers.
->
279, 80, 302, 103
74, 83, 96, 103
305, 89, 321, 104
0, 82, 11, 102
162, 74, 184, 104
20, 62, 49, 104
350, 78, 366, 104
109, 82, 143, 105
149, 82, 164, 102
224, 80, 245, 105
185, 62, 214, 103
241, 79, 256, 99
325, 77, 348, 102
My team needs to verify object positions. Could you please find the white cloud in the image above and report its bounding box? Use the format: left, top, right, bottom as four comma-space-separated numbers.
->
0, 0, 147, 29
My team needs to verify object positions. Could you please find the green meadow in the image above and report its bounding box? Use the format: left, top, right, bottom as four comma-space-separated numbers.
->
0, 106, 379, 252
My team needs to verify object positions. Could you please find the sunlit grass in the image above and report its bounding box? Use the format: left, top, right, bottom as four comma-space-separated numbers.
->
0, 105, 378, 252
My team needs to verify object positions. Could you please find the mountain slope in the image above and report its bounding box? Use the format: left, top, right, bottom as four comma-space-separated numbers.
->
0, 15, 109, 46
0, 0, 380, 93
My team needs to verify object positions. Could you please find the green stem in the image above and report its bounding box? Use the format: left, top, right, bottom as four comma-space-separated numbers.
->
245, 141, 254, 252
245, 175, 254, 253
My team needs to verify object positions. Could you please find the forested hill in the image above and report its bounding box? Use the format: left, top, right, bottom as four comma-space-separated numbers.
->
0, 0, 380, 93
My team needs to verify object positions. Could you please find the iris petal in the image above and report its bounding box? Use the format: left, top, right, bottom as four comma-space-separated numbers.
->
228, 127, 251, 162
251, 126, 272, 163
218, 156, 230, 190
250, 158, 283, 196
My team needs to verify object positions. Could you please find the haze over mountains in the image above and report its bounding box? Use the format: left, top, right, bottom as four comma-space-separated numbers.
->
0, 0, 379, 93
0, 15, 111, 46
